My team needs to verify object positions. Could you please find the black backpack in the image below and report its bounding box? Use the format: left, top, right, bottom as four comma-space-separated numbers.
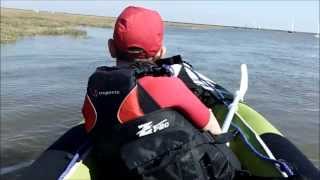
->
111, 109, 241, 180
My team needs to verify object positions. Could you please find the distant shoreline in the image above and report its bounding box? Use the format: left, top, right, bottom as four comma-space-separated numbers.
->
0, 7, 314, 43
1, 8, 114, 43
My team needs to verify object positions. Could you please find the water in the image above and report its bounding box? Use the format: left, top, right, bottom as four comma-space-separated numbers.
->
1, 27, 319, 177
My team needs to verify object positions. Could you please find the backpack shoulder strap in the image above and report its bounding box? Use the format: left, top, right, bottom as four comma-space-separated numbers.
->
129, 61, 172, 78
155, 55, 184, 66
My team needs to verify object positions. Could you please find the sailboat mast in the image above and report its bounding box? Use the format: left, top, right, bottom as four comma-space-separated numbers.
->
291, 18, 295, 32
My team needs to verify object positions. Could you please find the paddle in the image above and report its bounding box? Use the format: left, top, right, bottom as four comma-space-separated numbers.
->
221, 64, 248, 133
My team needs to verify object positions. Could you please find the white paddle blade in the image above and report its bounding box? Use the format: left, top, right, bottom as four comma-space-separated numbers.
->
239, 64, 248, 100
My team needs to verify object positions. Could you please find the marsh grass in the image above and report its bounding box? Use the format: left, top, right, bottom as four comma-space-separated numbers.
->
1, 8, 223, 43
1, 8, 116, 43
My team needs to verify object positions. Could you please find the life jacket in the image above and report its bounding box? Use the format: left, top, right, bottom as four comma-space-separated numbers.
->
83, 60, 213, 136
83, 63, 172, 137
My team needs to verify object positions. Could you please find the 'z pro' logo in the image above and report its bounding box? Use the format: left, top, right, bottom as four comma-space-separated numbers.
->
136, 119, 170, 137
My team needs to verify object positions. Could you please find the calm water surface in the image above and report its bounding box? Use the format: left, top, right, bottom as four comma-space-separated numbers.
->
1, 27, 319, 177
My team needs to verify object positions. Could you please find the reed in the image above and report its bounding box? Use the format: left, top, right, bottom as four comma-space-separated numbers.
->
1, 8, 116, 43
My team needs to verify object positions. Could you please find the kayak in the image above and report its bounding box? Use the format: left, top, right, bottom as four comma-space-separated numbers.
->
214, 103, 319, 178
18, 100, 319, 179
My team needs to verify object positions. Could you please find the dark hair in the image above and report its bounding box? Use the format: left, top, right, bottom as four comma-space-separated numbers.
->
116, 47, 149, 62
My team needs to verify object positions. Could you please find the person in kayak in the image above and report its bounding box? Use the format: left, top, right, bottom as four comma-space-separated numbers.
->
108, 5, 234, 113
82, 6, 222, 135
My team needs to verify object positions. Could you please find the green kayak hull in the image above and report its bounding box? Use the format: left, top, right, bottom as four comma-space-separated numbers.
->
19, 102, 319, 179
214, 103, 283, 177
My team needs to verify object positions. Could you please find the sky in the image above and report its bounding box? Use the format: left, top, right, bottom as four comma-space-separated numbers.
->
1, 1, 319, 33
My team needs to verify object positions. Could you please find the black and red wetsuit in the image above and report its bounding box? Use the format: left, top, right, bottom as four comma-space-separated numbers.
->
82, 67, 210, 133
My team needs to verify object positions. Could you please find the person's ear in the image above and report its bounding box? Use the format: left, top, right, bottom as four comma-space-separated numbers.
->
108, 39, 117, 58
159, 46, 166, 58
154, 46, 166, 60
152, 46, 167, 63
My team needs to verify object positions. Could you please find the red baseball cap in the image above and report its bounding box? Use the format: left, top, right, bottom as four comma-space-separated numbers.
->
113, 6, 164, 59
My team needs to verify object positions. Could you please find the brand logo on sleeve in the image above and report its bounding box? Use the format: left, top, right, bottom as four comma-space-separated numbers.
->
90, 89, 120, 97
98, 90, 120, 96
136, 119, 170, 137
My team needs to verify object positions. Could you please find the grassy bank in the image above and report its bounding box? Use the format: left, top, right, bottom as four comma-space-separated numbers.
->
1, 8, 223, 44
165, 21, 224, 29
1, 8, 116, 43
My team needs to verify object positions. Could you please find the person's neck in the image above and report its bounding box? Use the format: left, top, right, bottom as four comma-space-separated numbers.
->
116, 58, 156, 67
116, 60, 132, 67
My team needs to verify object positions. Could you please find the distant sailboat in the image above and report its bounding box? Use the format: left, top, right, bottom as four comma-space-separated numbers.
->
288, 18, 295, 33
253, 20, 258, 29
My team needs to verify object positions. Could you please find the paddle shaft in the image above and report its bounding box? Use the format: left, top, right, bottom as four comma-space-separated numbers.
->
221, 64, 248, 133
222, 91, 241, 132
